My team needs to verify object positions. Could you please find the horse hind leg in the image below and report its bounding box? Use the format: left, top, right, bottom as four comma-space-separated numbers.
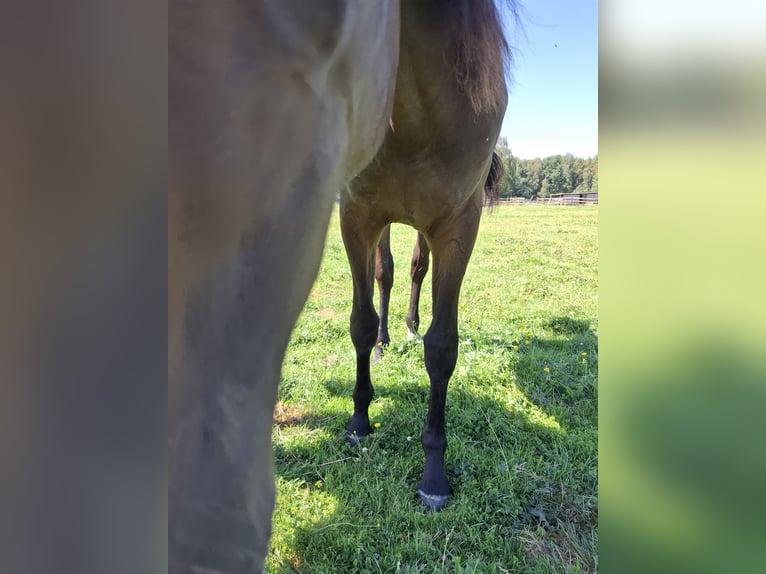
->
340, 204, 386, 443
373, 224, 394, 361
417, 195, 481, 511
405, 231, 430, 339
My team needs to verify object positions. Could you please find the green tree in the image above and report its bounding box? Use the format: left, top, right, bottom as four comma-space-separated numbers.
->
513, 158, 542, 199
494, 137, 517, 198
490, 148, 597, 199
541, 155, 567, 196
528, 158, 542, 198
570, 156, 586, 193
581, 160, 593, 192
539, 179, 550, 198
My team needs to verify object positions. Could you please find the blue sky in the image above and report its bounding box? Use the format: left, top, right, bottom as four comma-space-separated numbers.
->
499, 1, 598, 159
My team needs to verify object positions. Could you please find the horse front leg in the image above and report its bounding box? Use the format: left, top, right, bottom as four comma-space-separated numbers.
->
374, 224, 394, 361
340, 203, 386, 443
405, 231, 430, 339
417, 197, 481, 511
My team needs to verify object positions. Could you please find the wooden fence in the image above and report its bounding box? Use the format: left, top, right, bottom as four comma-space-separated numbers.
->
496, 193, 598, 206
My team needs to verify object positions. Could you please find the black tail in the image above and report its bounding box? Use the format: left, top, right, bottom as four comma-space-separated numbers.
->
483, 151, 504, 208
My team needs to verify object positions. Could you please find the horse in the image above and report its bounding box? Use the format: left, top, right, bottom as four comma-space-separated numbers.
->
169, 1, 517, 572
373, 152, 505, 360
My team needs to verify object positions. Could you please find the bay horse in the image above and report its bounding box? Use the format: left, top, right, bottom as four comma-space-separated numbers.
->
373, 152, 505, 360
169, 1, 517, 572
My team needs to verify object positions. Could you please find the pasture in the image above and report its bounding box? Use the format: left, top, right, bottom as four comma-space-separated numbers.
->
269, 205, 598, 573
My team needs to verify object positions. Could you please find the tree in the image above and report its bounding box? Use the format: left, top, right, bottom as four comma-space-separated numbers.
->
528, 158, 542, 198
541, 155, 567, 196
570, 156, 586, 193
490, 145, 598, 199
514, 161, 530, 198
494, 137, 517, 198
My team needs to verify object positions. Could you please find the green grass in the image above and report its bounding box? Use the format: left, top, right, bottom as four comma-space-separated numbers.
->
269, 205, 598, 573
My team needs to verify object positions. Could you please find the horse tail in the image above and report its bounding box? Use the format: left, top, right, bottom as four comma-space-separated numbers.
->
446, 0, 522, 114
483, 151, 504, 208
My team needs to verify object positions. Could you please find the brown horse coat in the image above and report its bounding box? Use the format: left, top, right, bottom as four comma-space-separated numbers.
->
169, 1, 516, 571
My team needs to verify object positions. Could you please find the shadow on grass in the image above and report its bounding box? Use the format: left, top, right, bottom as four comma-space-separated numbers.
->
513, 317, 597, 434
270, 316, 598, 573
544, 317, 592, 337
461, 316, 598, 432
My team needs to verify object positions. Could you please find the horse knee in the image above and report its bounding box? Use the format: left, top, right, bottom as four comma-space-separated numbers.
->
421, 426, 447, 456
423, 330, 458, 382
351, 306, 379, 352
405, 311, 419, 335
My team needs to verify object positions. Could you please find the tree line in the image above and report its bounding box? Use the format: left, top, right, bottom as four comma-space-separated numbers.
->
495, 137, 598, 199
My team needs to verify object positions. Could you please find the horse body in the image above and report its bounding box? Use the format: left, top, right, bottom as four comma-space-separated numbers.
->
169, 0, 514, 571
340, 0, 509, 509
169, 2, 399, 572
374, 149, 505, 356
346, 9, 505, 226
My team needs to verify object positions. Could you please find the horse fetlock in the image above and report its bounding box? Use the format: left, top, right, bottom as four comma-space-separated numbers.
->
372, 339, 388, 361
352, 382, 374, 407
421, 427, 447, 455
376, 330, 390, 347
405, 313, 420, 335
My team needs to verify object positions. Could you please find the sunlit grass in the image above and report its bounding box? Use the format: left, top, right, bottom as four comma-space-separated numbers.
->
270, 205, 598, 573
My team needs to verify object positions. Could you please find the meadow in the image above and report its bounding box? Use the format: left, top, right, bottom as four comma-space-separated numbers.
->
268, 205, 598, 573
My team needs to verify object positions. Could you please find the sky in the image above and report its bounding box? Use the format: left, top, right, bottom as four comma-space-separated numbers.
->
499, 1, 598, 159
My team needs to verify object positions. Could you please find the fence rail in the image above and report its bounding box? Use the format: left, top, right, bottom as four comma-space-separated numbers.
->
496, 194, 598, 206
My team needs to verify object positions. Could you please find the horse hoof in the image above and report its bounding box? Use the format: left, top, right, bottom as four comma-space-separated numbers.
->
346, 431, 369, 446
417, 489, 451, 512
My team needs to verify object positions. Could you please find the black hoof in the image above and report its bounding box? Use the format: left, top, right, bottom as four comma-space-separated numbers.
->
346, 430, 371, 446
347, 412, 373, 445
417, 490, 451, 512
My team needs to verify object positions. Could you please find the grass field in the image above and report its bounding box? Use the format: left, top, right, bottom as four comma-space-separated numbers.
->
268, 205, 598, 573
